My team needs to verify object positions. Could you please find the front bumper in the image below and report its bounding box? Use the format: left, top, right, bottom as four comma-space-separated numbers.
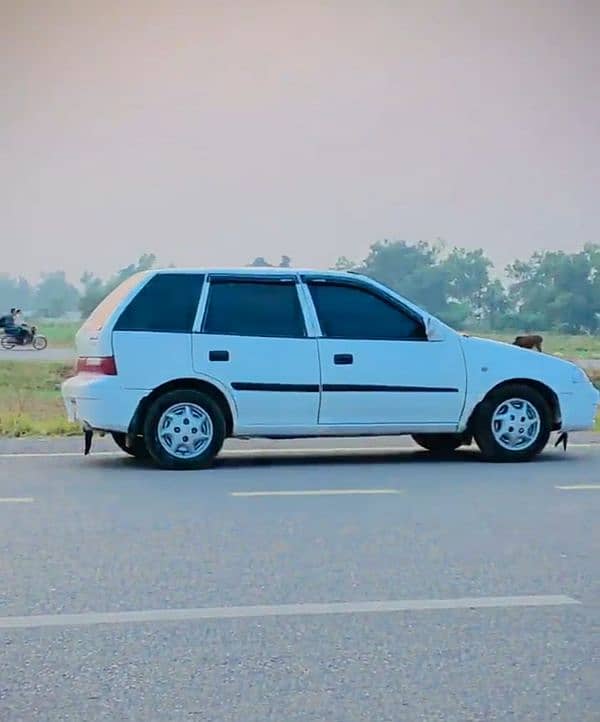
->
559, 384, 600, 432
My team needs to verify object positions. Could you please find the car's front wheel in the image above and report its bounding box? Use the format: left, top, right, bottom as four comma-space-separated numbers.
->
472, 384, 551, 462
411, 433, 468, 454
143, 389, 226, 470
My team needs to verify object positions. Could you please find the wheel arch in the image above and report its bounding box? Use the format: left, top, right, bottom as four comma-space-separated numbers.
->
465, 378, 561, 433
128, 378, 235, 438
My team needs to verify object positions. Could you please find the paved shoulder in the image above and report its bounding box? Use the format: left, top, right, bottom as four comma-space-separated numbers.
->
0, 348, 75, 363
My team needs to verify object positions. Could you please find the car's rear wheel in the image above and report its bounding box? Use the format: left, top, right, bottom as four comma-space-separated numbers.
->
143, 389, 226, 470
111, 432, 149, 459
411, 433, 468, 454
472, 384, 551, 462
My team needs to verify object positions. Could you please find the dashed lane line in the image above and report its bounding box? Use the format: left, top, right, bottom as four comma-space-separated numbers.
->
230, 488, 403, 497
555, 484, 600, 490
0, 595, 580, 630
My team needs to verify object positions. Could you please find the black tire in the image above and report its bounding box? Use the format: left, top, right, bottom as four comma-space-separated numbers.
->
111, 432, 149, 459
412, 433, 467, 454
1, 335, 16, 350
143, 389, 226, 470
32, 335, 48, 350
472, 383, 551, 462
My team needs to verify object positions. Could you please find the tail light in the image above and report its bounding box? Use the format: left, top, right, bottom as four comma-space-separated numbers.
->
76, 356, 117, 375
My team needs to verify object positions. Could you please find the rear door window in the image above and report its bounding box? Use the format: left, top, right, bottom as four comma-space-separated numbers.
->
115, 273, 205, 333
202, 279, 306, 338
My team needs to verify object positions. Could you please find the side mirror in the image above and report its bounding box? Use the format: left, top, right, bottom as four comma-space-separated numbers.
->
425, 316, 445, 341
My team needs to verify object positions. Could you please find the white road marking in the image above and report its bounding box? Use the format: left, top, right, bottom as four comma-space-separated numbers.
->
0, 443, 597, 459
0, 497, 34, 503
0, 451, 118, 458
0, 447, 407, 459
0, 595, 579, 630
555, 484, 600, 490
224, 447, 402, 456
230, 488, 403, 497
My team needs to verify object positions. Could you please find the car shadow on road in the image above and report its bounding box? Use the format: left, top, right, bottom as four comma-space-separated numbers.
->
214, 449, 571, 469
213, 449, 481, 468
89, 447, 572, 471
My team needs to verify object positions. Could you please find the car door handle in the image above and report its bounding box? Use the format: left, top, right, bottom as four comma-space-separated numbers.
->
334, 353, 353, 365
209, 350, 229, 362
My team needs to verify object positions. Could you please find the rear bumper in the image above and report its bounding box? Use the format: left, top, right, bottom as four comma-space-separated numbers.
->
62, 375, 146, 433
559, 385, 600, 432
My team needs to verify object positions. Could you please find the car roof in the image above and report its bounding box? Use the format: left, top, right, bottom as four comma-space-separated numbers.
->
149, 267, 364, 278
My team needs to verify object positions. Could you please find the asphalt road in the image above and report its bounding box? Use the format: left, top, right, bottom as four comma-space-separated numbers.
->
0, 347, 74, 363
1, 436, 599, 721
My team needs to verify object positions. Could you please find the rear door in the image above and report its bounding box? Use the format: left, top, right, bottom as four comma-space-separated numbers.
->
192, 275, 320, 431
305, 277, 466, 428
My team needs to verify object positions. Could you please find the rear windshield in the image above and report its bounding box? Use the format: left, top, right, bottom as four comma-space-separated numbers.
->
81, 273, 147, 332
114, 273, 205, 333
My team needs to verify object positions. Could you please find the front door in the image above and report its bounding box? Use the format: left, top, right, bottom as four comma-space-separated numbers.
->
192, 276, 320, 431
305, 279, 466, 428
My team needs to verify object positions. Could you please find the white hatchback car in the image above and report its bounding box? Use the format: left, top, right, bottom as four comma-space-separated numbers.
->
62, 268, 599, 469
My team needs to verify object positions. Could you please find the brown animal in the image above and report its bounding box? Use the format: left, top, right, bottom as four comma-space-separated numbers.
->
513, 334, 543, 352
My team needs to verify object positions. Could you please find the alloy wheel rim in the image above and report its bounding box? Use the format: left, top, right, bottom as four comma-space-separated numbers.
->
157, 403, 213, 459
491, 398, 541, 451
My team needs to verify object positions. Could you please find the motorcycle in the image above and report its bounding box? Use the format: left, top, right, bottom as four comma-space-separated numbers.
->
1, 325, 48, 351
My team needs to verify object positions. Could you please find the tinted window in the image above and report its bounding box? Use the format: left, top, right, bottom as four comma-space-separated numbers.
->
203, 280, 306, 338
308, 282, 425, 340
115, 273, 204, 333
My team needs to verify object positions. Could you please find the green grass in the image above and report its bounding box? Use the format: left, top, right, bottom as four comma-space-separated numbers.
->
0, 361, 79, 436
31, 321, 79, 347
469, 331, 600, 359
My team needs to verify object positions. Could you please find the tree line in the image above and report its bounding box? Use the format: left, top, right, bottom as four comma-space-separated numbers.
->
1, 243, 599, 333
0, 254, 156, 320
251, 241, 600, 333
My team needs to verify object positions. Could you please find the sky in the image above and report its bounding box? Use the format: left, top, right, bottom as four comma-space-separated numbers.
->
2, 0, 599, 283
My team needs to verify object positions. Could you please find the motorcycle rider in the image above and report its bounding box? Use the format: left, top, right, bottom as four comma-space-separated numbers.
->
13, 309, 31, 344
0, 308, 16, 330
1, 308, 29, 344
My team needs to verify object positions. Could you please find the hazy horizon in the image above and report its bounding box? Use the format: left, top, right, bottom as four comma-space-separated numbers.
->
3, 0, 599, 284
